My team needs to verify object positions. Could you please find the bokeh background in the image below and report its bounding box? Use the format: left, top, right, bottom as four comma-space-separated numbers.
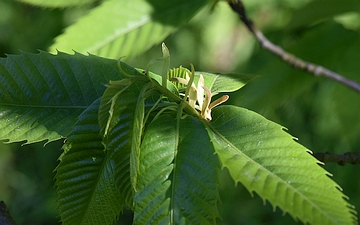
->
0, 0, 359, 224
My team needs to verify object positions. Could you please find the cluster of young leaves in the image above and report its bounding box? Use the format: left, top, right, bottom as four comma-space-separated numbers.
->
0, 50, 357, 225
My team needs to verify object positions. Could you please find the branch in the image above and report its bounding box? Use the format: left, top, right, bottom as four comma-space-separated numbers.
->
313, 152, 360, 166
0, 201, 16, 225
227, 0, 360, 94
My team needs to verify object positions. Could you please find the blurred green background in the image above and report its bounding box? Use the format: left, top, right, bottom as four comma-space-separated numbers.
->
0, 0, 359, 224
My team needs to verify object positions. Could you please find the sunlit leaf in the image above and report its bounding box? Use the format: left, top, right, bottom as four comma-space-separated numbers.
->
0, 51, 136, 144
167, 66, 190, 89
99, 90, 140, 209
130, 84, 150, 191
17, 0, 96, 8
49, 0, 207, 59
205, 105, 357, 225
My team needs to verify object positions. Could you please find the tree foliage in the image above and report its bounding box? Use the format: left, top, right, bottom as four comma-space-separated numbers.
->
0, 0, 359, 224
0, 50, 357, 224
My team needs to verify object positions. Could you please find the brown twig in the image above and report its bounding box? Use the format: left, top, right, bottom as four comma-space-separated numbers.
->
0, 201, 16, 225
227, 0, 360, 94
313, 152, 360, 166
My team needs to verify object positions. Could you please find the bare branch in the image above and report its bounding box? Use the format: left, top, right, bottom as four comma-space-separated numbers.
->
313, 152, 360, 166
227, 0, 360, 94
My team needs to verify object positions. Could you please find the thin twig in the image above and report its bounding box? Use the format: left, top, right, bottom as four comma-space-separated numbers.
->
227, 0, 360, 94
313, 152, 360, 166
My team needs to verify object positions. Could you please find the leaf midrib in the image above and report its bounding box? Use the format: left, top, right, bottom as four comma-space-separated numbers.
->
206, 122, 339, 224
88, 17, 150, 53
88, 0, 205, 53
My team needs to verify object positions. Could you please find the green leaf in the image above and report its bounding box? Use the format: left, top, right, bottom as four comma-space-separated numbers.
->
99, 79, 136, 137
55, 98, 123, 225
0, 51, 141, 144
49, 0, 208, 59
17, 0, 96, 8
205, 105, 356, 225
196, 72, 254, 96
168, 68, 251, 96
143, 70, 180, 96
134, 114, 220, 224
167, 66, 191, 89
99, 89, 140, 209
130, 84, 151, 191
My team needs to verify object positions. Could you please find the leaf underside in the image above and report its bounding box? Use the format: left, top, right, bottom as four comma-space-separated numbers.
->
18, 0, 96, 8
99, 89, 140, 209
55, 99, 123, 225
206, 105, 357, 225
134, 114, 220, 224
56, 74, 149, 224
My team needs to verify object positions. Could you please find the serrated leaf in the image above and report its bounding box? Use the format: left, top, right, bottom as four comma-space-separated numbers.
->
99, 90, 140, 209
0, 51, 141, 144
99, 79, 137, 137
49, 0, 207, 59
55, 98, 123, 225
17, 0, 96, 8
196, 72, 252, 96
205, 105, 357, 225
130, 83, 154, 191
168, 69, 251, 96
134, 114, 220, 224
167, 66, 191, 89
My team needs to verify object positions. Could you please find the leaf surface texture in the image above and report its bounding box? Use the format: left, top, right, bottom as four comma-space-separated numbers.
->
50, 0, 207, 59
134, 114, 220, 224
206, 105, 356, 225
